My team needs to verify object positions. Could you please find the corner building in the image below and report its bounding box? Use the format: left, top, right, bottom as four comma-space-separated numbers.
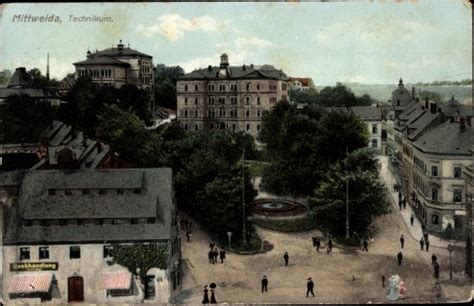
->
176, 54, 289, 138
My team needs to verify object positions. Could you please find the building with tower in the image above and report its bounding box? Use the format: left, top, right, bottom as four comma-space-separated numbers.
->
73, 40, 154, 107
176, 54, 289, 137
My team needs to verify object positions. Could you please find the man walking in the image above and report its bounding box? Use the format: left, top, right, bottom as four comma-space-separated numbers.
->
315, 237, 321, 252
283, 252, 289, 266
261, 275, 268, 293
398, 199, 403, 210
419, 237, 424, 251
397, 251, 403, 266
219, 248, 226, 263
400, 234, 405, 249
213, 248, 219, 264
306, 278, 315, 297
362, 238, 369, 252
381, 274, 386, 288
410, 214, 415, 226
434, 261, 440, 279
402, 199, 407, 209
208, 250, 214, 264
431, 253, 437, 266
425, 239, 430, 252
327, 239, 333, 254
312, 235, 317, 247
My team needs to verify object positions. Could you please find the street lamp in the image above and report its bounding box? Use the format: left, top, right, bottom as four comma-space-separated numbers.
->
448, 244, 453, 280
344, 146, 350, 239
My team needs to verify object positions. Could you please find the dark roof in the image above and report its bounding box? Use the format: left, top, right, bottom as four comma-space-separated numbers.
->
0, 88, 61, 99
413, 120, 474, 155
91, 47, 152, 59
73, 56, 130, 67
8, 68, 33, 88
4, 168, 174, 244
179, 64, 288, 81
442, 96, 472, 117
395, 101, 442, 140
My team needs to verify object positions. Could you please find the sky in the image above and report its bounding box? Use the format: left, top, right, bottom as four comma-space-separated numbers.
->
0, 1, 471, 86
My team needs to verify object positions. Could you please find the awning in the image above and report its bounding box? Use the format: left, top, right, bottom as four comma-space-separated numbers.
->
8, 274, 53, 294
455, 210, 466, 216
100, 272, 132, 290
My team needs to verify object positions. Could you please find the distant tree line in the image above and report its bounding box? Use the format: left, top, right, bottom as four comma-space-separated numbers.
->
415, 79, 472, 86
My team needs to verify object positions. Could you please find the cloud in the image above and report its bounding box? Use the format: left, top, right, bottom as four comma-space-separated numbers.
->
136, 14, 224, 41
235, 37, 273, 49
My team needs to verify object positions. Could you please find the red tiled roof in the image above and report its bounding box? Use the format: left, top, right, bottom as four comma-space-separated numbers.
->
8, 274, 53, 294
289, 77, 313, 87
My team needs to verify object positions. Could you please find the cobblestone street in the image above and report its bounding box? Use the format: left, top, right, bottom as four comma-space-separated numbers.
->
175, 156, 471, 304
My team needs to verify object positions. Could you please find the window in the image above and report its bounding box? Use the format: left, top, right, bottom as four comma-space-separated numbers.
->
257, 110, 261, 117
147, 217, 156, 224
184, 124, 189, 130
195, 84, 198, 91
184, 85, 188, 91
99, 189, 107, 195
246, 83, 250, 91
219, 84, 226, 91
195, 124, 199, 131
256, 84, 260, 91
219, 97, 225, 105
133, 189, 141, 195
195, 110, 199, 117
453, 167, 462, 178
208, 84, 215, 91
431, 214, 439, 225
246, 97, 250, 105
257, 124, 260, 132
103, 245, 114, 258
117, 188, 124, 195
230, 84, 237, 91
431, 189, 438, 201
48, 189, 56, 195
372, 124, 378, 134
184, 110, 188, 118
82, 189, 90, 195
184, 97, 188, 105
431, 165, 438, 177
70, 246, 81, 259
246, 124, 250, 132
131, 218, 138, 225
246, 110, 250, 117
257, 97, 261, 105
194, 97, 198, 105
20, 247, 30, 260
453, 189, 462, 202
281, 83, 287, 91
65, 189, 73, 196
39, 247, 50, 260
371, 139, 378, 148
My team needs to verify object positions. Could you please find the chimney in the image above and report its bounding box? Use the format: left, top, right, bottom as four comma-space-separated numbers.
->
46, 53, 50, 81
467, 116, 472, 127
242, 64, 246, 70
424, 98, 429, 109
208, 65, 212, 72
117, 39, 124, 52
460, 117, 466, 132
411, 86, 415, 100
438, 107, 442, 113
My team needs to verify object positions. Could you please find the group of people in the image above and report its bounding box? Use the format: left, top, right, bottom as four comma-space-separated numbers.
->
208, 240, 226, 264
179, 215, 193, 242
260, 275, 316, 298
311, 236, 333, 253
419, 232, 430, 251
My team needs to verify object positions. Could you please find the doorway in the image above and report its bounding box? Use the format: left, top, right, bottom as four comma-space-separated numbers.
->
68, 276, 84, 302
145, 275, 155, 299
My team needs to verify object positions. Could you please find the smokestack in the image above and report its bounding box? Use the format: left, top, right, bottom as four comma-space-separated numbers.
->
424, 98, 429, 109
430, 102, 436, 114
46, 53, 50, 81
467, 116, 472, 127
460, 117, 466, 132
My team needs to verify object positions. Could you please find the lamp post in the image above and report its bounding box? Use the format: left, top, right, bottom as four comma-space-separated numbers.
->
448, 244, 453, 280
242, 148, 247, 245
345, 146, 350, 239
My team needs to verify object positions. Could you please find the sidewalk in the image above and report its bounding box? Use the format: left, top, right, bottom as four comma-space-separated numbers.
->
377, 155, 464, 249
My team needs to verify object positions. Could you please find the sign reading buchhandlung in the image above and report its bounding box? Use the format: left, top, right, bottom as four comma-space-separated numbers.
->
10, 262, 58, 271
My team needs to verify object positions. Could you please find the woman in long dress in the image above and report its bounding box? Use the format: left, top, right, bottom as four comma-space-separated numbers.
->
386, 275, 400, 300
202, 285, 209, 304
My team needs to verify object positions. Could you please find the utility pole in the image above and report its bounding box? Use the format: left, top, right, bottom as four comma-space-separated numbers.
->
242, 148, 247, 245
345, 146, 350, 239
46, 53, 50, 81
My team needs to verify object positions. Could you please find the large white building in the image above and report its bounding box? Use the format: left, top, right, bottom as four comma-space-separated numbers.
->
1, 168, 181, 304
176, 54, 289, 137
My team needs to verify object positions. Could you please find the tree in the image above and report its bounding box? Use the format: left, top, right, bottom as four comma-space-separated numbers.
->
289, 88, 318, 104
154, 64, 184, 110
419, 90, 441, 103
313, 83, 375, 107
309, 148, 390, 237
28, 68, 60, 88
111, 243, 168, 281
0, 69, 12, 86
1, 94, 57, 143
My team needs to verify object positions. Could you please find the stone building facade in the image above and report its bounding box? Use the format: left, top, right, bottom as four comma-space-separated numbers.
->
73, 40, 154, 107
176, 54, 289, 138
1, 168, 181, 304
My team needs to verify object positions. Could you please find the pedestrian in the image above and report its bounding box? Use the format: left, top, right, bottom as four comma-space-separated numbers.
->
362, 238, 369, 252
213, 248, 219, 263
261, 275, 268, 293
431, 253, 437, 266
210, 289, 217, 304
381, 274, 386, 288
187, 219, 193, 230
398, 192, 402, 201
208, 250, 214, 264
419, 237, 424, 251
410, 214, 414, 226
402, 199, 407, 209
306, 277, 315, 297
425, 239, 430, 252
209, 239, 215, 250
315, 237, 321, 252
400, 234, 405, 249
202, 285, 209, 304
219, 248, 226, 263
423, 232, 429, 242
327, 239, 333, 253
397, 251, 403, 266
186, 230, 191, 242
283, 252, 289, 266
433, 261, 440, 279
398, 199, 403, 210
312, 235, 317, 247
